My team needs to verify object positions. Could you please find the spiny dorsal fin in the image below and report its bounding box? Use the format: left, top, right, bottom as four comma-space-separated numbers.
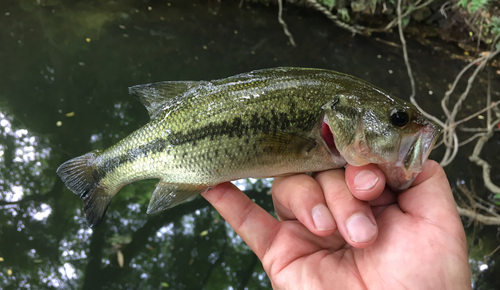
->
146, 181, 207, 214
129, 81, 207, 119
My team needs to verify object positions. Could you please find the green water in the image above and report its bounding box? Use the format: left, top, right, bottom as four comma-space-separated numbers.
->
0, 0, 499, 289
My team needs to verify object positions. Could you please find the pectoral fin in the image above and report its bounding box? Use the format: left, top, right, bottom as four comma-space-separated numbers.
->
147, 181, 207, 214
258, 132, 317, 158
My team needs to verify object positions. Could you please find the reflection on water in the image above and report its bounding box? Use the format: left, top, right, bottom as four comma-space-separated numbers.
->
0, 0, 499, 289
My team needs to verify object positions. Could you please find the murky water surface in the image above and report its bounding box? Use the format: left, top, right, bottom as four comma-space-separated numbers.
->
1, 0, 499, 289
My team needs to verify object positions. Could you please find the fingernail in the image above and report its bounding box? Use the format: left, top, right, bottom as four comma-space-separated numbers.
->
312, 204, 336, 231
353, 170, 379, 190
346, 213, 377, 243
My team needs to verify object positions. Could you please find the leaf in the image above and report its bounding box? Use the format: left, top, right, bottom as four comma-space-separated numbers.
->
117, 250, 124, 268
339, 8, 350, 21
469, 0, 488, 13
320, 0, 336, 9
457, 0, 469, 9
161, 282, 169, 288
401, 17, 410, 28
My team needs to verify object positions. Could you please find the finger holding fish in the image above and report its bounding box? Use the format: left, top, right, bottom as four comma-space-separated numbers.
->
272, 164, 386, 246
314, 169, 379, 248
272, 173, 337, 236
344, 163, 387, 201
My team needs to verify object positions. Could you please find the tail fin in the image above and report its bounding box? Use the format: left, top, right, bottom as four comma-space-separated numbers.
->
56, 151, 112, 228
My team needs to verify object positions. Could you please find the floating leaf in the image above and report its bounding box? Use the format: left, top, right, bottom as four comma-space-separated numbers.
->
161, 282, 169, 288
117, 250, 124, 268
199, 230, 208, 237
65, 112, 75, 117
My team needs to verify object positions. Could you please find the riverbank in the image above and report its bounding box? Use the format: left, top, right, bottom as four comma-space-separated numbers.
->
252, 0, 499, 58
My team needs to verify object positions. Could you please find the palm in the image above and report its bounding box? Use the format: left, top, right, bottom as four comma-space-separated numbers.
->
264, 202, 467, 290
202, 161, 470, 290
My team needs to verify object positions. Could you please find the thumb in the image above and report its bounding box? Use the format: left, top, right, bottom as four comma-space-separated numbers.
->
398, 160, 460, 224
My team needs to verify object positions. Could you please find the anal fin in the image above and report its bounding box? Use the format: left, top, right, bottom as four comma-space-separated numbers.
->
147, 181, 207, 214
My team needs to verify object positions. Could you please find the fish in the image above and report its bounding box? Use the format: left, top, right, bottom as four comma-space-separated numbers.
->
57, 67, 441, 228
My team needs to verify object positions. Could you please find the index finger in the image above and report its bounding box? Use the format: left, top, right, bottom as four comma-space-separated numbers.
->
201, 182, 279, 260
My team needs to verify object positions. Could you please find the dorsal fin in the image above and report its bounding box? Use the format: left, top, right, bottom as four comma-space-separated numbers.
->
129, 81, 207, 119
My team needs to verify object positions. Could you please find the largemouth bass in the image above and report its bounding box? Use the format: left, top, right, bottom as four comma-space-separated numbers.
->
57, 67, 441, 227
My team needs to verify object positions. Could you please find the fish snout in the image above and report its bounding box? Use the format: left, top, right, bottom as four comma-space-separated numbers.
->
383, 120, 442, 191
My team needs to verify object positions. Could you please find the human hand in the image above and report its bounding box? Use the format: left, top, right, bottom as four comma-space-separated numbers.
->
201, 161, 470, 290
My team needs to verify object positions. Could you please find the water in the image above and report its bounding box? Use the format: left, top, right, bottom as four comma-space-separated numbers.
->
1, 0, 499, 289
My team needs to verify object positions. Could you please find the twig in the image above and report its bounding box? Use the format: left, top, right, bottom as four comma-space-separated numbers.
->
449, 51, 499, 123
439, 49, 500, 166
455, 183, 500, 225
383, 0, 434, 31
469, 121, 500, 195
457, 206, 500, 225
373, 37, 402, 48
441, 55, 488, 119
468, 35, 500, 194
439, 1, 453, 19
304, 0, 363, 35
458, 132, 484, 146
459, 126, 500, 132
395, 0, 446, 130
277, 0, 296, 47
454, 101, 500, 127
486, 244, 500, 258
397, 0, 415, 99
395, 0, 500, 221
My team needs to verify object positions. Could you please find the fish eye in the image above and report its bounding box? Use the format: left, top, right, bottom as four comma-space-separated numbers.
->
390, 109, 409, 127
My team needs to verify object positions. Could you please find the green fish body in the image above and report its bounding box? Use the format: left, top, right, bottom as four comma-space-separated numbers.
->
57, 67, 440, 227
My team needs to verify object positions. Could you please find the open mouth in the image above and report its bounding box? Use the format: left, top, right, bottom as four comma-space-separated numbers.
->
321, 121, 341, 156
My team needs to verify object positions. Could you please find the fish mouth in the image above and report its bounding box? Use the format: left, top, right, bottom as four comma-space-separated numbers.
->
321, 121, 341, 157
384, 121, 442, 191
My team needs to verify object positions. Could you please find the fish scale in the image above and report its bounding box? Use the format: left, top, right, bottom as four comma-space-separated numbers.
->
57, 67, 441, 227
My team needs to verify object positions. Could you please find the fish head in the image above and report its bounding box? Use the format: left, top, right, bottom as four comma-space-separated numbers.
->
323, 89, 441, 191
